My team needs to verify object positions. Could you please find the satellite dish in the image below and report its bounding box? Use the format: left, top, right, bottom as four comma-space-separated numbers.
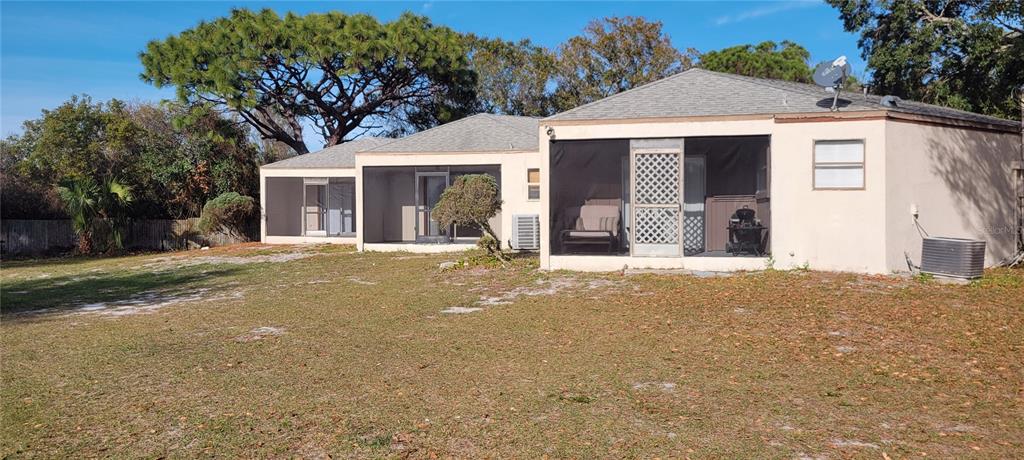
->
813, 56, 852, 112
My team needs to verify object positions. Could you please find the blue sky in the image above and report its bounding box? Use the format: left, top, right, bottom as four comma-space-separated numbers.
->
1, 1, 864, 147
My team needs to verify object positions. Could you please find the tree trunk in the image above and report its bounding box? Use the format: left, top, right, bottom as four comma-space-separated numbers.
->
77, 230, 93, 254
477, 220, 510, 262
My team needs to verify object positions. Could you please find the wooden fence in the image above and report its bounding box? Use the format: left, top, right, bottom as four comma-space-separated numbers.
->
0, 218, 259, 257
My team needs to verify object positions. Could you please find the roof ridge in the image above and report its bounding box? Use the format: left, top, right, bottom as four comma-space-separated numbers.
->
699, 69, 879, 111
701, 69, 1018, 120
361, 112, 538, 153
361, 114, 492, 152
482, 113, 540, 138
351, 136, 398, 153
543, 68, 701, 121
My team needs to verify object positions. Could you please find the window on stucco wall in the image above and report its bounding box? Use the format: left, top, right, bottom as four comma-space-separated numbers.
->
813, 140, 864, 189
527, 168, 540, 200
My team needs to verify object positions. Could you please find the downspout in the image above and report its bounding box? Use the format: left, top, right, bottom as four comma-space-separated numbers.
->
1016, 86, 1024, 258
1011, 85, 1024, 265
992, 86, 1024, 267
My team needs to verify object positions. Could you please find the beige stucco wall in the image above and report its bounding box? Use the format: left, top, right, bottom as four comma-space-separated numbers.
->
355, 150, 542, 251
770, 119, 889, 273
884, 121, 1020, 271
539, 117, 892, 273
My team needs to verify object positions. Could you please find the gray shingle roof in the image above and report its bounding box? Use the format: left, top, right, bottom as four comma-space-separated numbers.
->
545, 68, 1018, 129
261, 137, 393, 169
363, 113, 539, 153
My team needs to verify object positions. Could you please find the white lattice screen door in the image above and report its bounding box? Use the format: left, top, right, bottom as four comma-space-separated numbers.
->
630, 139, 683, 257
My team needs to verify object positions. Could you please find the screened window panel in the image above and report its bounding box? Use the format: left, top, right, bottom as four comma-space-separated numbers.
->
327, 181, 355, 235
814, 165, 864, 189
528, 185, 540, 200
814, 140, 864, 163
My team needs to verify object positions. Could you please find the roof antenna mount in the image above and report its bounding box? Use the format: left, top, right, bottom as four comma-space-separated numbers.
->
813, 56, 852, 112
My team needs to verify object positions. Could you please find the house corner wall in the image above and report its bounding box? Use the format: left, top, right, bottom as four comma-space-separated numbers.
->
259, 170, 267, 243
538, 127, 552, 269
769, 119, 889, 273
884, 121, 1020, 271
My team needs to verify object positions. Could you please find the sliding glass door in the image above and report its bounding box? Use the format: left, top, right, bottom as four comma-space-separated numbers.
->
303, 179, 328, 236
415, 172, 449, 243
327, 180, 355, 236
304, 177, 356, 237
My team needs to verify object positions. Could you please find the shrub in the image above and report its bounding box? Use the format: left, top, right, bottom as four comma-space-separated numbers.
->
197, 192, 255, 239
432, 174, 507, 261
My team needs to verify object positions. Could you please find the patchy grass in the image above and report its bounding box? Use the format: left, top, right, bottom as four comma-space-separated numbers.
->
2, 245, 1022, 458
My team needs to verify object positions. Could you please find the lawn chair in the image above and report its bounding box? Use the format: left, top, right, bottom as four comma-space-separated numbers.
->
560, 204, 620, 253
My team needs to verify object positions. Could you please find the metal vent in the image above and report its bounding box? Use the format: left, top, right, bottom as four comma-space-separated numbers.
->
511, 214, 540, 250
920, 237, 986, 279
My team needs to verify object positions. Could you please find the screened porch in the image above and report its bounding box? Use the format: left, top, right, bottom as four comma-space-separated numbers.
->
361, 165, 501, 244
264, 177, 356, 238
549, 136, 770, 258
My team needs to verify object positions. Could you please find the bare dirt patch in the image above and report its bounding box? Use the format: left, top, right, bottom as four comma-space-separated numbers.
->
631, 382, 676, 393
141, 251, 317, 270
235, 326, 286, 342
476, 276, 631, 307
6, 285, 246, 318
440, 306, 482, 315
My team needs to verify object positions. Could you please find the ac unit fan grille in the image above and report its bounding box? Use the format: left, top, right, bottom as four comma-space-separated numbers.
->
920, 237, 986, 279
512, 214, 540, 250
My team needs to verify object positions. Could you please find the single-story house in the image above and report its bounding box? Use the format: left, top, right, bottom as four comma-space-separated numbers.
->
261, 113, 543, 252
538, 69, 1020, 273
261, 68, 1022, 274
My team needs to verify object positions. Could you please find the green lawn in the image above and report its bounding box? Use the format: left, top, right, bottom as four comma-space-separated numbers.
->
2, 244, 1022, 458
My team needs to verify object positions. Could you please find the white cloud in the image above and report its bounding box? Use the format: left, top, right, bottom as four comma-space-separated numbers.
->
714, 1, 820, 26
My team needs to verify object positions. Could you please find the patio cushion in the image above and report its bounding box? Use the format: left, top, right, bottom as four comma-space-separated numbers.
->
564, 230, 614, 239
576, 205, 620, 237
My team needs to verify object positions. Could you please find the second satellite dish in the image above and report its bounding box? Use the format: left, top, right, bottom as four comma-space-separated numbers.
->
813, 56, 852, 111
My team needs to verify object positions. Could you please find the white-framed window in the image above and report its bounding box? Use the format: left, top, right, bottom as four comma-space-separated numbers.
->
527, 168, 540, 200
813, 140, 864, 189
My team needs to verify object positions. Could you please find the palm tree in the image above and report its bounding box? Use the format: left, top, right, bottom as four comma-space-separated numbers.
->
57, 177, 133, 254
57, 177, 99, 254
96, 178, 134, 250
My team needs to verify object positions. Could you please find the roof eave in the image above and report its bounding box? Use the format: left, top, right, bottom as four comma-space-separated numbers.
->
543, 110, 1019, 133
356, 148, 539, 156
260, 165, 357, 170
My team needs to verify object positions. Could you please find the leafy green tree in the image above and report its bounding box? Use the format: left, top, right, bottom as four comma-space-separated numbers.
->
553, 16, 697, 111
1, 136, 64, 219
197, 192, 256, 239
700, 41, 814, 82
19, 96, 141, 185
56, 176, 134, 253
467, 35, 557, 116
131, 102, 261, 218
432, 174, 506, 261
827, 0, 1023, 119
4, 96, 263, 220
140, 9, 477, 153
